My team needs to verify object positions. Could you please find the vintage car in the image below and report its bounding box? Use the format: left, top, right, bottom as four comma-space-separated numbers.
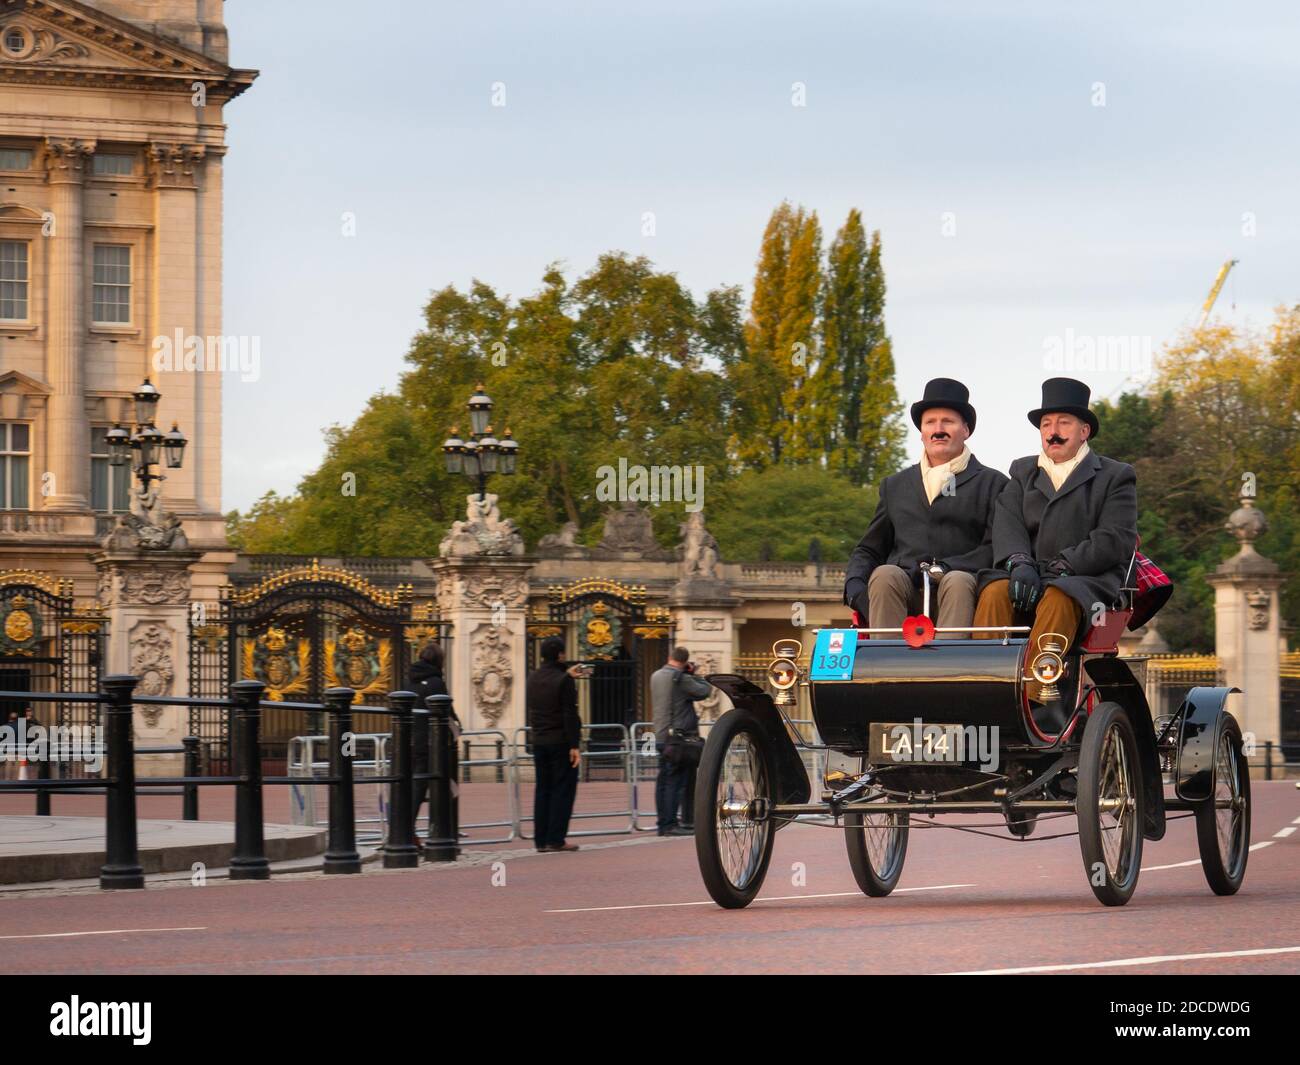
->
694, 566, 1250, 908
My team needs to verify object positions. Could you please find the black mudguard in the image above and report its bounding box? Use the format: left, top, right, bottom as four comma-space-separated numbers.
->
1081, 656, 1167, 841
1173, 686, 1242, 803
706, 674, 812, 813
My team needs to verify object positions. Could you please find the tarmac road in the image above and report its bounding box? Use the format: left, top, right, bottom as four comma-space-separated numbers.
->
0, 782, 1296, 976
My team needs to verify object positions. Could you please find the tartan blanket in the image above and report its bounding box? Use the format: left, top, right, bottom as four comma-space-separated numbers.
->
1129, 549, 1173, 630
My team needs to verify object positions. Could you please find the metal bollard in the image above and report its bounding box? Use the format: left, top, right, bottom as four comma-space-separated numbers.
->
230, 681, 269, 880
182, 736, 201, 821
100, 675, 144, 890
496, 739, 504, 784
383, 691, 420, 869
424, 694, 460, 862
1265, 741, 1273, 781
35, 756, 50, 816
323, 687, 362, 874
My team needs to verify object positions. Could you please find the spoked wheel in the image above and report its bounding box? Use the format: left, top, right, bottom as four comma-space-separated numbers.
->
1195, 714, 1251, 895
694, 708, 776, 909
844, 799, 909, 896
1077, 702, 1144, 906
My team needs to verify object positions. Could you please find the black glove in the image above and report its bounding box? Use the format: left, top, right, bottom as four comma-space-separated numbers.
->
1009, 563, 1042, 613
899, 560, 922, 588
851, 589, 871, 621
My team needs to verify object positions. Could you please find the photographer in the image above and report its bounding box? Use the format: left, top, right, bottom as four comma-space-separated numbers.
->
650, 646, 712, 837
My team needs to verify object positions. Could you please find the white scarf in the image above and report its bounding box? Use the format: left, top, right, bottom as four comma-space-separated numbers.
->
920, 445, 971, 505
1038, 441, 1090, 491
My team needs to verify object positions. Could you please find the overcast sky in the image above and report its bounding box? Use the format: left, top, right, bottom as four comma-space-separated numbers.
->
220, 0, 1299, 514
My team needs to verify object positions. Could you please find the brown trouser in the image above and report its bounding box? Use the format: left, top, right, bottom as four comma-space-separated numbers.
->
974, 580, 1083, 699
867, 565, 977, 636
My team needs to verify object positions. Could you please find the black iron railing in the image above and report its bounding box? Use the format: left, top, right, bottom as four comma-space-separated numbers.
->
0, 677, 460, 890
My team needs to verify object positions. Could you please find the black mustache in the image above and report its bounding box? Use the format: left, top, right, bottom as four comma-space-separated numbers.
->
1046, 435, 1068, 446
929, 433, 950, 441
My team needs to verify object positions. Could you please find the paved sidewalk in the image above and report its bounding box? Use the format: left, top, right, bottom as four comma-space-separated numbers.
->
0, 816, 325, 885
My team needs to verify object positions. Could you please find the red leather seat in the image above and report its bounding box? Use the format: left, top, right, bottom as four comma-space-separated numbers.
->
1078, 608, 1133, 654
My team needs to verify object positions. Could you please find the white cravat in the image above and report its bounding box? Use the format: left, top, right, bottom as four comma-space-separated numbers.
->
1038, 441, 1090, 492
920, 445, 971, 505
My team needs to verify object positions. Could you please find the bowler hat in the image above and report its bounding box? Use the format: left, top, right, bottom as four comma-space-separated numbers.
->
1028, 377, 1100, 439
910, 378, 977, 434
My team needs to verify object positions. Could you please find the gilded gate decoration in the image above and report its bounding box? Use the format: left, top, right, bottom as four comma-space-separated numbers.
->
529, 577, 673, 734
0, 571, 106, 778
190, 559, 446, 770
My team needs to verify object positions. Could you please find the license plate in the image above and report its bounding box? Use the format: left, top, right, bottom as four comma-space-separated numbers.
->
869, 722, 966, 764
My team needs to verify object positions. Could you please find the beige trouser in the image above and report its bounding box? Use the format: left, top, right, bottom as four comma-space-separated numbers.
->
866, 565, 977, 636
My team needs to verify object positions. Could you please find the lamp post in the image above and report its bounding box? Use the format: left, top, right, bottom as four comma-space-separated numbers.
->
105, 377, 187, 510
442, 384, 519, 500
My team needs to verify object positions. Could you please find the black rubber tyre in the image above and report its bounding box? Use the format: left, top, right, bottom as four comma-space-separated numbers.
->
1077, 702, 1144, 906
844, 803, 909, 896
694, 708, 776, 909
1194, 713, 1251, 896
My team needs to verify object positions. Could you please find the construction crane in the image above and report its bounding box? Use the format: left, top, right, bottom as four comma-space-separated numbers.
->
1198, 258, 1238, 328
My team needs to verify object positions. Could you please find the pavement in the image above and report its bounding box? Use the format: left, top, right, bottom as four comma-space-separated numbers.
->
0, 816, 326, 886
0, 781, 1295, 975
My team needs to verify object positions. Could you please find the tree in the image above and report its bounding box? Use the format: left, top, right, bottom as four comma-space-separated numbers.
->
706, 465, 877, 563
820, 212, 905, 485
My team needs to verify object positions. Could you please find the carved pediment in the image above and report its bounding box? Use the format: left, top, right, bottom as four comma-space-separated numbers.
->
0, 0, 255, 97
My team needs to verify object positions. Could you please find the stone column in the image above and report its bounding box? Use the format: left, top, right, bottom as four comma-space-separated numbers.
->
147, 142, 207, 515
1205, 493, 1282, 747
95, 547, 201, 776
432, 557, 531, 739
41, 138, 95, 512
667, 577, 741, 724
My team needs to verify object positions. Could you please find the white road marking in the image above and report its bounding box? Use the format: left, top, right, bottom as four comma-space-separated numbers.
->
945, 945, 1300, 975
0, 926, 206, 941
1142, 857, 1201, 871
1249, 841, 1275, 852
1292, 816, 1300, 825
546, 883, 974, 913
1274, 826, 1296, 838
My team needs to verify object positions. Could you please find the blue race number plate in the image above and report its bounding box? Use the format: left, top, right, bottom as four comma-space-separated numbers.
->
810, 629, 857, 681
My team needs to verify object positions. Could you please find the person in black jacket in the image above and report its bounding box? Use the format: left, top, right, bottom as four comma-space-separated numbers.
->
408, 640, 451, 839
526, 636, 582, 853
843, 378, 1008, 635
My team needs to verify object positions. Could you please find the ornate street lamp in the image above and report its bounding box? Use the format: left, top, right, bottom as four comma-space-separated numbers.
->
123, 377, 185, 499
442, 384, 520, 500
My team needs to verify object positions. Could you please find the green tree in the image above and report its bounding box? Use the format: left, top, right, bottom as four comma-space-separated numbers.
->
706, 465, 877, 563
820, 213, 905, 485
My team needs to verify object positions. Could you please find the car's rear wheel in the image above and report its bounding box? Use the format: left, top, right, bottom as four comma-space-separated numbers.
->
1194, 714, 1250, 896
694, 708, 776, 909
1077, 702, 1144, 906
844, 800, 909, 896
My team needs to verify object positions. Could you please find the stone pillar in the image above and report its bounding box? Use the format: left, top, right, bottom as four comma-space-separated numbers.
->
1205, 493, 1282, 747
667, 578, 741, 723
95, 548, 200, 776
432, 557, 531, 739
147, 142, 207, 515
41, 138, 95, 512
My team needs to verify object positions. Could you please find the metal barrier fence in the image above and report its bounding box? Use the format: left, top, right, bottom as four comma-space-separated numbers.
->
512, 724, 636, 839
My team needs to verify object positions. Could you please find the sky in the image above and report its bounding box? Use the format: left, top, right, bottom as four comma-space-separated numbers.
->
219, 0, 1299, 514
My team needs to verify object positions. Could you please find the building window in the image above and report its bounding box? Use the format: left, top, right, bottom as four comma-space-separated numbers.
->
90, 428, 131, 514
2, 27, 31, 58
92, 245, 131, 324
0, 241, 28, 321
93, 153, 135, 177
0, 423, 30, 511
0, 147, 32, 171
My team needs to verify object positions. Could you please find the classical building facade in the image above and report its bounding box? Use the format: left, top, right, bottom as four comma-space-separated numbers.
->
0, 0, 253, 589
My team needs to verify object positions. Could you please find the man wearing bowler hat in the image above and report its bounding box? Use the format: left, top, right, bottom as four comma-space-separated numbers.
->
974, 377, 1138, 731
843, 378, 1008, 635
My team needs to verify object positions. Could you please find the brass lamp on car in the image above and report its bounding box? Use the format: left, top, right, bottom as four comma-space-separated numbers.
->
1028, 632, 1067, 702
767, 639, 802, 706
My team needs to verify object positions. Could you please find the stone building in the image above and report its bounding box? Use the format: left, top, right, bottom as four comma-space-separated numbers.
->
0, 1, 255, 740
